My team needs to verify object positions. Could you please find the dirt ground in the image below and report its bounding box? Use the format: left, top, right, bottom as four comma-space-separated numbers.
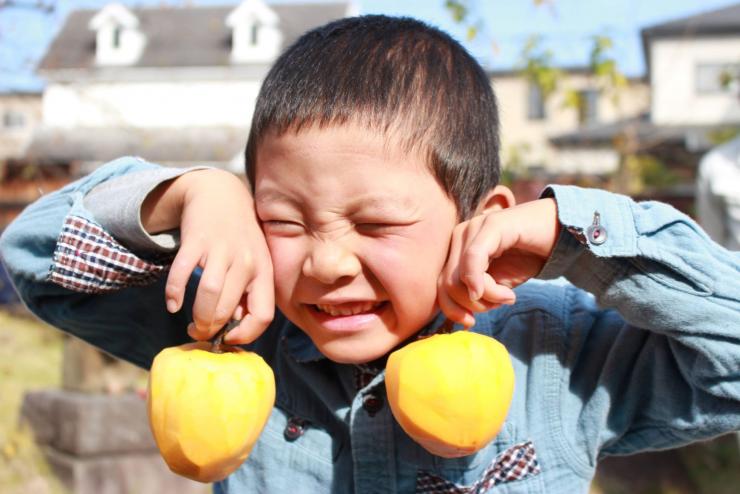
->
592, 434, 740, 494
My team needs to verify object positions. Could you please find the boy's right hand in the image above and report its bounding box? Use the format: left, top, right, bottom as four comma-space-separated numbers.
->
141, 169, 274, 344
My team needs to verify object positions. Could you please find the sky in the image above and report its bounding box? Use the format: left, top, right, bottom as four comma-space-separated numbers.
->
0, 0, 738, 92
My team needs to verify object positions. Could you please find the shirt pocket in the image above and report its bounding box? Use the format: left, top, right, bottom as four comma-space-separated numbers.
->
399, 422, 544, 493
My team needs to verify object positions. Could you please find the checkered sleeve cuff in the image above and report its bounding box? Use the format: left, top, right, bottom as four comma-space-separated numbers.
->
49, 214, 172, 293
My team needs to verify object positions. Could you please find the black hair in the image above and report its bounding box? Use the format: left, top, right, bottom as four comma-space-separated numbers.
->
245, 15, 500, 219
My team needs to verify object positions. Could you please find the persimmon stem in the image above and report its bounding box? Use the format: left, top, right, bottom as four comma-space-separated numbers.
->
210, 320, 240, 354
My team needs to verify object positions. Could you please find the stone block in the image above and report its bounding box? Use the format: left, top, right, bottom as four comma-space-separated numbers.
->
21, 389, 210, 494
19, 389, 58, 445
45, 447, 209, 494
21, 389, 155, 456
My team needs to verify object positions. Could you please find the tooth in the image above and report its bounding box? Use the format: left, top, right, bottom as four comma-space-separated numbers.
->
315, 302, 380, 316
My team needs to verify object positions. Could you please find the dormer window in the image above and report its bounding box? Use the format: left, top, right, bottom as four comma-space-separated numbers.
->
112, 25, 122, 49
250, 22, 260, 46
226, 0, 282, 64
88, 3, 145, 66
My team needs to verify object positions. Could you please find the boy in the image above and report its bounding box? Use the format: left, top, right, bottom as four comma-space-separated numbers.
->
2, 15, 740, 494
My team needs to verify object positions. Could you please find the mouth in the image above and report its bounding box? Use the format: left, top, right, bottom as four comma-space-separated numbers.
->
313, 301, 385, 316
307, 301, 388, 332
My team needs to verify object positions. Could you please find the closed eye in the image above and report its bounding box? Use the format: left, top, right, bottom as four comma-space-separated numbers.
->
355, 222, 411, 235
261, 220, 305, 235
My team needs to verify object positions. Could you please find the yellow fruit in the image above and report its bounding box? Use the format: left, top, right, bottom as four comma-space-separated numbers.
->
385, 331, 514, 458
147, 341, 275, 482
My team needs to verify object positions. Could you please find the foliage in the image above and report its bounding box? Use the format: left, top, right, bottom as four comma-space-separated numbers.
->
707, 127, 740, 146
588, 36, 627, 102
562, 35, 627, 115
513, 32, 627, 124
444, 0, 481, 40
719, 65, 740, 97
519, 36, 562, 99
444, 0, 469, 22
500, 143, 532, 186
679, 434, 740, 494
634, 154, 679, 189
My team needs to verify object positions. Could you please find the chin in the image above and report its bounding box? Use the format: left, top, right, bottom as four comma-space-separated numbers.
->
318, 340, 391, 365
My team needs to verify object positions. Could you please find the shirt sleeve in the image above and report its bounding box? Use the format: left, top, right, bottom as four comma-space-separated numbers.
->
0, 157, 202, 369
83, 165, 208, 253
537, 184, 740, 462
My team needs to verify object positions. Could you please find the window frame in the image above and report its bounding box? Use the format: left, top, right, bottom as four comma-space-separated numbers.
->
527, 83, 546, 121
695, 62, 740, 95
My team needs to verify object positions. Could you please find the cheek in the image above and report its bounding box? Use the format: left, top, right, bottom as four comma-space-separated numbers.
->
264, 237, 302, 296
364, 227, 452, 295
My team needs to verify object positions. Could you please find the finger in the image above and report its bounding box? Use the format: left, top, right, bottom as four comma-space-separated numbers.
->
209, 259, 250, 333
225, 268, 275, 344
187, 322, 200, 341
165, 243, 202, 313
440, 218, 488, 309
191, 251, 230, 339
478, 272, 517, 305
459, 217, 506, 301
445, 265, 506, 313
437, 277, 476, 328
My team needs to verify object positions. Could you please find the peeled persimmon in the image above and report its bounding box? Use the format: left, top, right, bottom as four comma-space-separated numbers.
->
147, 340, 275, 482
385, 331, 514, 458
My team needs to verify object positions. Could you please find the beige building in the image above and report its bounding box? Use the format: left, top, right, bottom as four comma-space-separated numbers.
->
548, 3, 740, 189
493, 69, 649, 175
0, 91, 42, 161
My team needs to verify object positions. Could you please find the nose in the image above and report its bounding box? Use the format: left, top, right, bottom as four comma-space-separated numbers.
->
302, 238, 362, 284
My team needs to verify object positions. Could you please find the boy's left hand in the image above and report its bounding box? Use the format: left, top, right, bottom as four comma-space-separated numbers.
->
437, 198, 560, 327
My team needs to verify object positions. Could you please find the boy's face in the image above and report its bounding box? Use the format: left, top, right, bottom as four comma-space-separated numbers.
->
254, 123, 459, 364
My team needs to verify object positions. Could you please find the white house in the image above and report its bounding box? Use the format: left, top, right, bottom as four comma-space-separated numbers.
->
644, 3, 740, 128
27, 0, 354, 172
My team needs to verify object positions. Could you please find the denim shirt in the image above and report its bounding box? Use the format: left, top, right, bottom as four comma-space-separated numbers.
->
1, 157, 739, 494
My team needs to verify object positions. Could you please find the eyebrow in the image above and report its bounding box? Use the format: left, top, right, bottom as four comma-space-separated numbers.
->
256, 188, 417, 215
255, 189, 300, 208
348, 195, 417, 216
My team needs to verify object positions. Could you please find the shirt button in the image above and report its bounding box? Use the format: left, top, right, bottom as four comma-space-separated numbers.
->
587, 225, 607, 245
362, 393, 384, 416
284, 417, 307, 441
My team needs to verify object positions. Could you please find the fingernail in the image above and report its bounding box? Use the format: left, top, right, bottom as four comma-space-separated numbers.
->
224, 326, 242, 344
468, 287, 480, 301
166, 298, 178, 313
233, 305, 244, 320
186, 322, 198, 339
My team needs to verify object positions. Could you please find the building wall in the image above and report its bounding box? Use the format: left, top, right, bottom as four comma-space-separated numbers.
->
494, 73, 649, 174
39, 68, 649, 175
0, 93, 42, 160
43, 79, 262, 128
651, 36, 740, 125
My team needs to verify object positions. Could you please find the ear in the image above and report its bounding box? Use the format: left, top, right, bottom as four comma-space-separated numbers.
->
473, 185, 516, 216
